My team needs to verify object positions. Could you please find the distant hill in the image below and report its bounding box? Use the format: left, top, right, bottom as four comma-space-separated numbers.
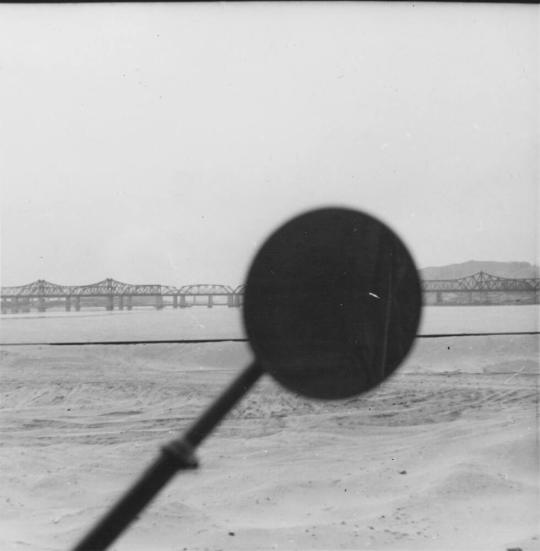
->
420, 261, 540, 280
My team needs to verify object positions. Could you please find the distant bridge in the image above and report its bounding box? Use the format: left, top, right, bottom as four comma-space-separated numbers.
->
0, 279, 242, 313
422, 271, 539, 305
1, 272, 538, 313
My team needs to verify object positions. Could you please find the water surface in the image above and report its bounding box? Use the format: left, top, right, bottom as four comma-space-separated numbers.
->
0, 305, 537, 344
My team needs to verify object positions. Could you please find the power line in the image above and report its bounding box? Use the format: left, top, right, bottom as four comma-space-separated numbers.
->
0, 331, 538, 347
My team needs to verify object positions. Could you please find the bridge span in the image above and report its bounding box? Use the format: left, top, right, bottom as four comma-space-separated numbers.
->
0, 279, 241, 314
422, 271, 539, 305
1, 272, 538, 313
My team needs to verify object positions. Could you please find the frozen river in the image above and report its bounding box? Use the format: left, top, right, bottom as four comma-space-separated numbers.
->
0, 304, 538, 344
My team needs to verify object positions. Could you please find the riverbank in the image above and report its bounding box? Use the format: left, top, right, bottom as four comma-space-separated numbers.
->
0, 336, 538, 550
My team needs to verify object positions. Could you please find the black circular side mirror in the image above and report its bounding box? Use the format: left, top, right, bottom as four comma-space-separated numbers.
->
244, 207, 422, 399
73, 206, 422, 551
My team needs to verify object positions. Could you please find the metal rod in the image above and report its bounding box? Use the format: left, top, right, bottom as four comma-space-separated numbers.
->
72, 450, 187, 551
72, 361, 263, 551
184, 361, 263, 447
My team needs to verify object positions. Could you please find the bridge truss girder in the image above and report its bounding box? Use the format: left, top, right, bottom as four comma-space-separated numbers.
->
422, 271, 539, 292
2, 272, 538, 303
178, 284, 234, 296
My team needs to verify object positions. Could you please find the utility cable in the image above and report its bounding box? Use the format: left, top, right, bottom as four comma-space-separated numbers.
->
0, 331, 538, 347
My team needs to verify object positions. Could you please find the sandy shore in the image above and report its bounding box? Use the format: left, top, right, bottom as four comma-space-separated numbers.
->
0, 336, 538, 550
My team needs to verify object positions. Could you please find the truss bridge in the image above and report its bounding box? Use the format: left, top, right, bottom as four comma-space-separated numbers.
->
422, 271, 539, 305
1, 271, 538, 313
0, 279, 243, 313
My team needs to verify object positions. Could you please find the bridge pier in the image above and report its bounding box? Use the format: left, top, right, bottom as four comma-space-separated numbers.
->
126, 295, 132, 310
155, 295, 164, 310
106, 295, 114, 311
173, 295, 178, 309
227, 294, 234, 307
38, 296, 46, 312
1, 298, 7, 314
74, 296, 80, 311
435, 291, 442, 305
65, 296, 71, 312
180, 295, 187, 308
207, 295, 213, 308
119, 296, 124, 310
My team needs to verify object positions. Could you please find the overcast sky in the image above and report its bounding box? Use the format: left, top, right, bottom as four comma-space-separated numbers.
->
0, 3, 538, 287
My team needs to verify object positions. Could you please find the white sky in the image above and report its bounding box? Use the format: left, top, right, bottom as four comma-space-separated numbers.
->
0, 3, 538, 287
